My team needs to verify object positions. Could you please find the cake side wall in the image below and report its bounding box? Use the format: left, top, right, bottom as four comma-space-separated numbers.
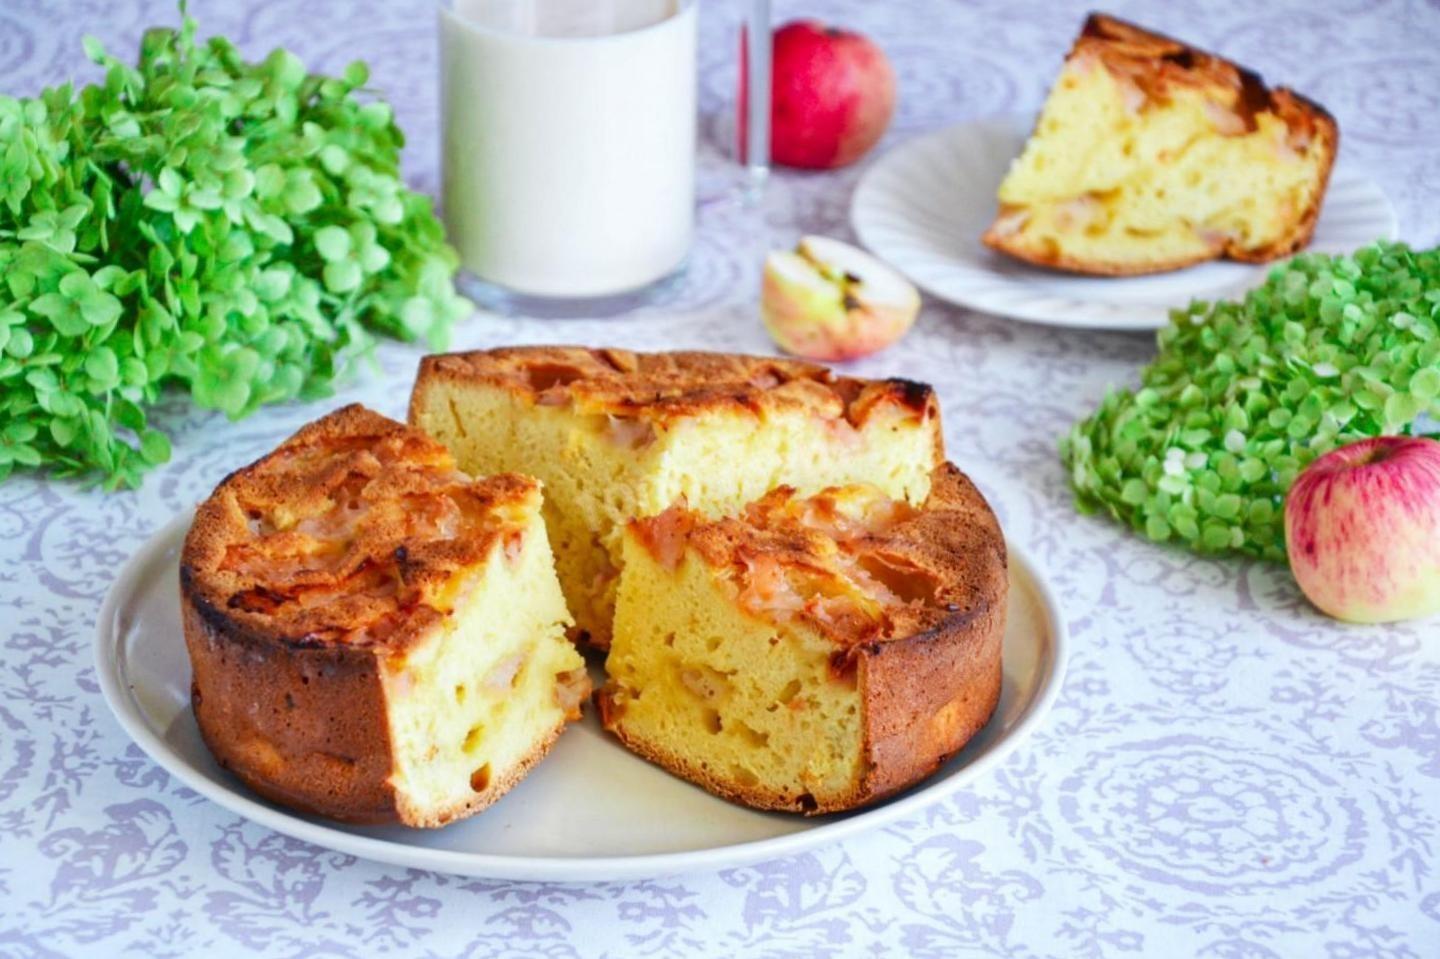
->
180, 587, 402, 824
856, 590, 1007, 803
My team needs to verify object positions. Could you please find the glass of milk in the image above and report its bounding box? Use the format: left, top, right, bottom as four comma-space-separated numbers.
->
439, 0, 699, 314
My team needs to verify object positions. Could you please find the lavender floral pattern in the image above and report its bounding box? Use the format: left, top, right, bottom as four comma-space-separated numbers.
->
1, 0, 1438, 955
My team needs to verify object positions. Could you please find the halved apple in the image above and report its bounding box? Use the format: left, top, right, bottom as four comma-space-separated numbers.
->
761, 236, 920, 361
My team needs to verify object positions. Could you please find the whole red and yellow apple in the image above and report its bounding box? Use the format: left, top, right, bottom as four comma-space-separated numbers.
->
1284, 435, 1440, 623
770, 21, 896, 169
761, 235, 920, 361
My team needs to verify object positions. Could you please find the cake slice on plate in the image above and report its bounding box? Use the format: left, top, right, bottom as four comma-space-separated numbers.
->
181, 405, 588, 826
598, 463, 1007, 814
408, 347, 943, 647
983, 13, 1337, 275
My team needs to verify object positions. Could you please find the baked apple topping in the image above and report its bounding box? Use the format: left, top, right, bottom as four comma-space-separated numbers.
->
189, 407, 539, 647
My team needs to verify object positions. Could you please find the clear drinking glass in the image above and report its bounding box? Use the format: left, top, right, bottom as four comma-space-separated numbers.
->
737, 0, 771, 199
438, 0, 700, 316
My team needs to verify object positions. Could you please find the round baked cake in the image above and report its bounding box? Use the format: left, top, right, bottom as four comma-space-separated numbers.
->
599, 462, 1007, 814
180, 404, 588, 826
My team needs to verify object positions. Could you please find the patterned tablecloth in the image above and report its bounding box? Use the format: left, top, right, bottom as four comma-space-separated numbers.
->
3, 1, 1439, 956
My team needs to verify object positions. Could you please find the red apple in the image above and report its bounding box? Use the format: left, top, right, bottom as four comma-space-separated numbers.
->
1284, 436, 1440, 623
769, 21, 896, 170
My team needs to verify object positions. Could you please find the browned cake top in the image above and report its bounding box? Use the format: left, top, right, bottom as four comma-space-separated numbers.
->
1074, 13, 1332, 146
182, 404, 538, 652
413, 346, 938, 430
630, 463, 1006, 655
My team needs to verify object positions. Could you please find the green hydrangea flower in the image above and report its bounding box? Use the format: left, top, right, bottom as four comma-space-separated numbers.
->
0, 9, 472, 489
1062, 242, 1440, 561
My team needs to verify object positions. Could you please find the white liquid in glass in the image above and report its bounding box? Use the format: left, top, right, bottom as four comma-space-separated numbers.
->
440, 0, 697, 298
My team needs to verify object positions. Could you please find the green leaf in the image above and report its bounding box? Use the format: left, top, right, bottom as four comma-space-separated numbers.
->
26, 368, 59, 394
323, 259, 362, 293
268, 48, 306, 90
82, 35, 107, 63
51, 417, 79, 447
144, 190, 179, 212
59, 272, 92, 298
254, 164, 286, 199
158, 167, 184, 196
172, 207, 200, 233
223, 168, 255, 200
11, 445, 41, 467
216, 377, 251, 415
284, 173, 322, 214
139, 429, 171, 464
29, 292, 72, 320
32, 293, 90, 337
318, 144, 349, 175
1410, 367, 1440, 401
322, 259, 362, 293
342, 61, 369, 87
314, 225, 351, 262
6, 327, 34, 358
80, 291, 123, 326
85, 346, 120, 387
254, 268, 292, 301
358, 244, 390, 273
188, 187, 224, 210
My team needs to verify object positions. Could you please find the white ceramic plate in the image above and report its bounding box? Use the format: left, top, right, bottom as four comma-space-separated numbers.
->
852, 115, 1398, 330
95, 510, 1066, 882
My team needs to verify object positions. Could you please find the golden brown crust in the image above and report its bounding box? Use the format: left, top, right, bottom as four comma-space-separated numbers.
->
604, 463, 1007, 814
181, 404, 568, 827
187, 583, 575, 826
181, 404, 538, 653
982, 13, 1338, 274
628, 464, 1005, 656
983, 217, 1218, 276
853, 585, 1004, 808
183, 591, 402, 823
409, 346, 940, 432
851, 467, 1005, 811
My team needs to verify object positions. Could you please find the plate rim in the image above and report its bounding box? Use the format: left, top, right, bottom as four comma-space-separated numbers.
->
851, 114, 1399, 331
95, 508, 1069, 883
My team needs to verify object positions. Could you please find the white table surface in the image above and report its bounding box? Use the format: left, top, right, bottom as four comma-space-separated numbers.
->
1, 0, 1438, 956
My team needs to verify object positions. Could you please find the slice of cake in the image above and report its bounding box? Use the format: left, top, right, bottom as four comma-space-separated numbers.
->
983, 13, 1337, 275
598, 463, 1007, 814
180, 405, 588, 826
409, 347, 943, 647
